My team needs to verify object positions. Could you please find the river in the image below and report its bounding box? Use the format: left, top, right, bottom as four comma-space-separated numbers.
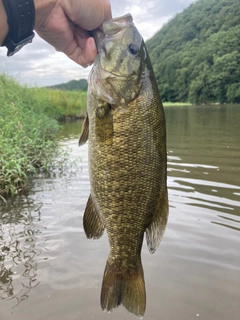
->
0, 105, 240, 320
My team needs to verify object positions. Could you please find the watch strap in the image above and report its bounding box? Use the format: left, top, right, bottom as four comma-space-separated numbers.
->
2, 0, 35, 56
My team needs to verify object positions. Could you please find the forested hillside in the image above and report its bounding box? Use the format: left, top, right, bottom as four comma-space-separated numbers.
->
146, 0, 240, 104
47, 79, 88, 91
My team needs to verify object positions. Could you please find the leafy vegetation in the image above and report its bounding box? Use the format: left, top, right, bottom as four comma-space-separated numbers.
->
46, 79, 88, 91
0, 74, 86, 200
146, 0, 240, 104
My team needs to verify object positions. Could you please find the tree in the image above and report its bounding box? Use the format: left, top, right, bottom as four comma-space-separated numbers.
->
146, 0, 240, 104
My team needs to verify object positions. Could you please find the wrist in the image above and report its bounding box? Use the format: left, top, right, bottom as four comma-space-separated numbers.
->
34, 0, 57, 30
0, 0, 9, 45
1, 0, 35, 56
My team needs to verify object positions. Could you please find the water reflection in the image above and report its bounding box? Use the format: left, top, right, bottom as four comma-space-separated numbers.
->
0, 105, 240, 320
0, 196, 42, 306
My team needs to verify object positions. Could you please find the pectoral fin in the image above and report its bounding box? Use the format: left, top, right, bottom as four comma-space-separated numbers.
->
95, 103, 114, 144
146, 190, 169, 253
78, 113, 89, 146
83, 194, 105, 239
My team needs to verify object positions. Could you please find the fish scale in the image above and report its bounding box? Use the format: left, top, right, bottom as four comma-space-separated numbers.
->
79, 13, 168, 318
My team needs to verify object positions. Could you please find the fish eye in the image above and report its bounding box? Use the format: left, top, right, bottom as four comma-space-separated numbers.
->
128, 43, 139, 55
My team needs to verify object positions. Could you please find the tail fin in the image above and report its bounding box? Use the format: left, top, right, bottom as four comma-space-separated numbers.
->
100, 259, 146, 318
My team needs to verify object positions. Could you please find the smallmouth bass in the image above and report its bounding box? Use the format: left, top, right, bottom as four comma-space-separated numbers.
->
79, 13, 168, 318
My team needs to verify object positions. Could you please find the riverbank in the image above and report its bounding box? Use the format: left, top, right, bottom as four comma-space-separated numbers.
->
0, 74, 86, 200
1, 74, 238, 200
163, 102, 192, 107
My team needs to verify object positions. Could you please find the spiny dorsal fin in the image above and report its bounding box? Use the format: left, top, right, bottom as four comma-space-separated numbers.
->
78, 113, 89, 146
83, 194, 105, 239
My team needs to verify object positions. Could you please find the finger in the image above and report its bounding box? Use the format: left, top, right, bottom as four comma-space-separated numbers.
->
82, 37, 97, 65
64, 36, 97, 67
63, 0, 112, 30
75, 27, 98, 64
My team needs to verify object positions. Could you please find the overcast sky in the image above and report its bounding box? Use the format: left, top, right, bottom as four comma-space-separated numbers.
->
0, 0, 197, 87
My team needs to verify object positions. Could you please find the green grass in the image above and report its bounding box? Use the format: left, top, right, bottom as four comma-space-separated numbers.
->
0, 74, 86, 201
30, 87, 87, 119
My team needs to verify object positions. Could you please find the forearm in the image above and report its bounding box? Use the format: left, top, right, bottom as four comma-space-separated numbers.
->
0, 0, 8, 45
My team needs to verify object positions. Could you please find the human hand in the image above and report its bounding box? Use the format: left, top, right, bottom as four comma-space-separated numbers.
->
34, 0, 112, 67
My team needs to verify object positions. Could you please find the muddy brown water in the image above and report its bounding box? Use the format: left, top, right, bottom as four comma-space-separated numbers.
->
0, 105, 240, 320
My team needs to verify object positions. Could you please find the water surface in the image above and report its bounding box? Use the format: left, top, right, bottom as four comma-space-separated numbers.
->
0, 105, 240, 320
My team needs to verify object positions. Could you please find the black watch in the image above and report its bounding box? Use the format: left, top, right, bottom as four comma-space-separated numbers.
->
2, 0, 35, 56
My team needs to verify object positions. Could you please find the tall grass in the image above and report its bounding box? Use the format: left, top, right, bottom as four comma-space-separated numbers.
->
30, 87, 87, 119
0, 74, 86, 200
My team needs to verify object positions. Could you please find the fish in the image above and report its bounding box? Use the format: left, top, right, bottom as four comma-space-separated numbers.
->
79, 13, 168, 318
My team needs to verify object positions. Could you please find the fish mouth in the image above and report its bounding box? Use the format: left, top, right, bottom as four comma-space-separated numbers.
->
102, 13, 133, 36
105, 13, 133, 25
93, 64, 135, 81
89, 13, 136, 81
88, 13, 138, 104
88, 67, 125, 105
91, 54, 137, 81
90, 13, 133, 53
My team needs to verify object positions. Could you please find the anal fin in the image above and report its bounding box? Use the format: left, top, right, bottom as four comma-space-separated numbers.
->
146, 190, 169, 253
83, 194, 105, 239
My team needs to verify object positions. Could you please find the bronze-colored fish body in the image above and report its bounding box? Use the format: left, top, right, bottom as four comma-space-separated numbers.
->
79, 14, 168, 318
